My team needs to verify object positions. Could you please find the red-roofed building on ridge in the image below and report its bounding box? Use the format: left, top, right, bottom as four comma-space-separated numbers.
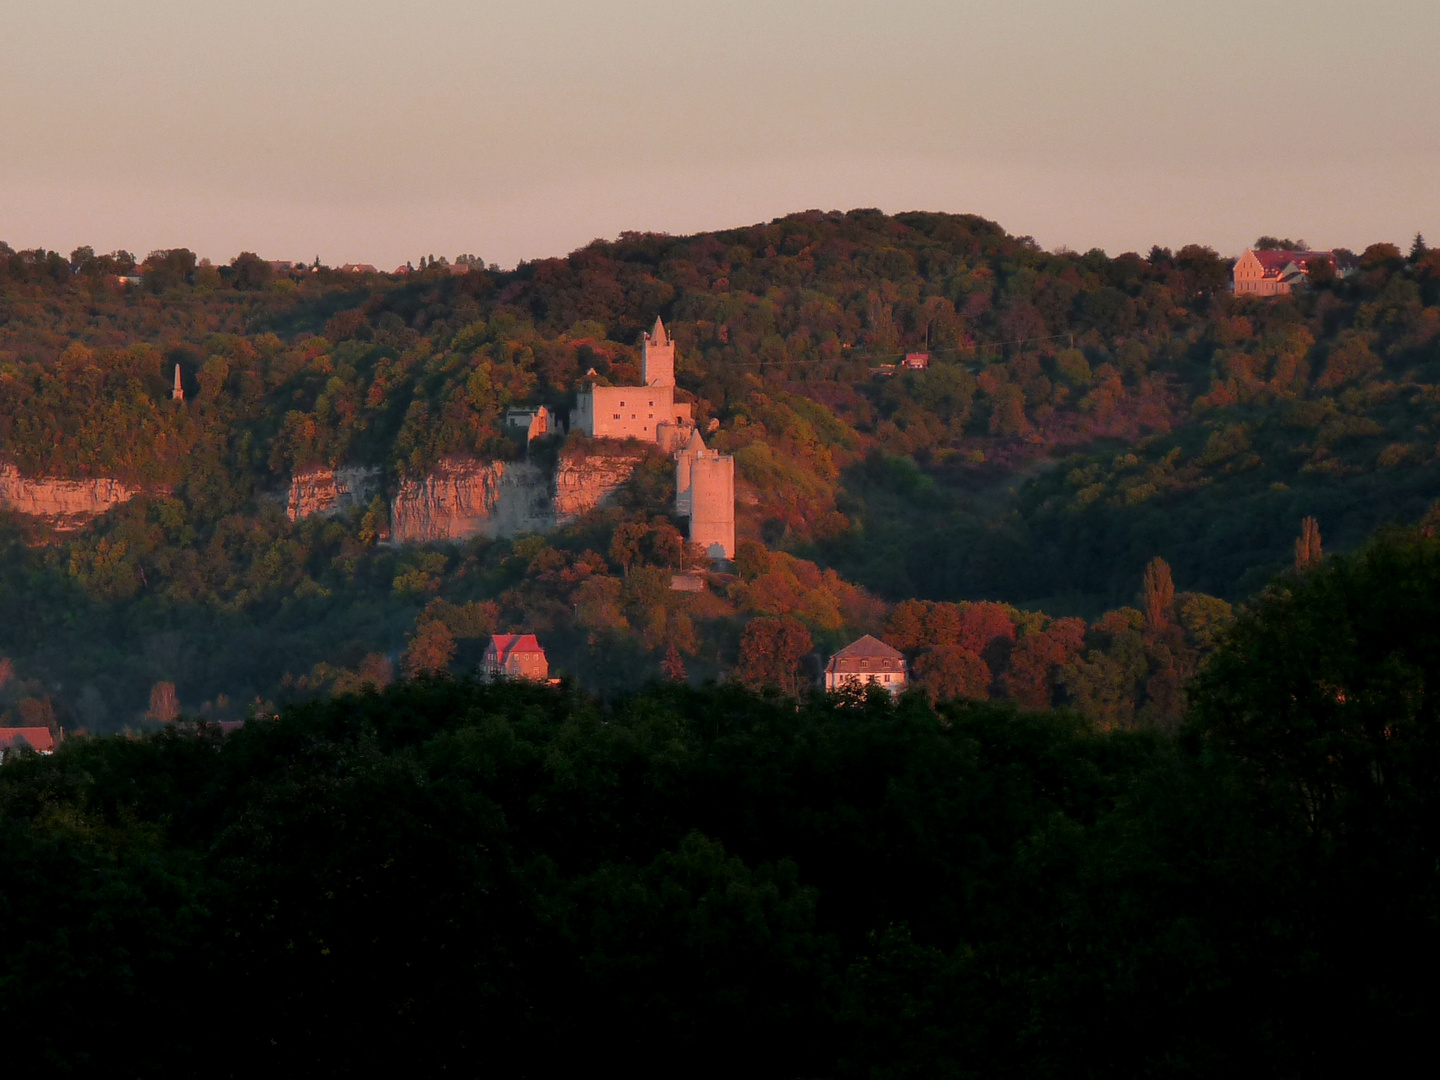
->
0, 727, 57, 762
1233, 249, 1338, 296
482, 634, 551, 682
823, 635, 908, 693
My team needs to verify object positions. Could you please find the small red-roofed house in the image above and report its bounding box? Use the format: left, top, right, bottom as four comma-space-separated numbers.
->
482, 634, 551, 682
902, 352, 930, 370
1233, 249, 1339, 296
0, 727, 56, 762
823, 635, 908, 693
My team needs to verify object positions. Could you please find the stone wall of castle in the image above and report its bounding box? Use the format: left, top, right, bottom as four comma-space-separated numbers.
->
572, 384, 691, 441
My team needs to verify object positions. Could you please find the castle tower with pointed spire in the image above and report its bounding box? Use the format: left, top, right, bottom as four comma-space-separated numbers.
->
567, 313, 734, 562
571, 316, 689, 441
171, 364, 184, 402
642, 316, 675, 387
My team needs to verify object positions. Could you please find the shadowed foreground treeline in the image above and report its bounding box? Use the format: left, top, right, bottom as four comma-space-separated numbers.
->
3, 531, 1440, 1077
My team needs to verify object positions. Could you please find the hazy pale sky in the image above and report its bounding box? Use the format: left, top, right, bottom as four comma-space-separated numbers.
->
3, 1, 1436, 267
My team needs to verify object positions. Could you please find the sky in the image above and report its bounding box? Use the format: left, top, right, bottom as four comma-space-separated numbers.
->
2, 1, 1437, 268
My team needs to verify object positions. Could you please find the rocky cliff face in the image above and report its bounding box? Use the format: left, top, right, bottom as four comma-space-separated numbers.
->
387, 446, 651, 545
286, 465, 381, 522
390, 458, 553, 543
553, 446, 647, 523
0, 464, 140, 530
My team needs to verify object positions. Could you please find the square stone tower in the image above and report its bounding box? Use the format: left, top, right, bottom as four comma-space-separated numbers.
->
642, 316, 675, 388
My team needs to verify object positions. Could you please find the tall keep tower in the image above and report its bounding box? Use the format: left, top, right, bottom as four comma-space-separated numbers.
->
675, 428, 734, 559
641, 316, 675, 387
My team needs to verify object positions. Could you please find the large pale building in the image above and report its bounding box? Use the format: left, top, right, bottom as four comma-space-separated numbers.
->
571, 317, 735, 561
572, 318, 692, 441
823, 635, 908, 693
1233, 249, 1338, 296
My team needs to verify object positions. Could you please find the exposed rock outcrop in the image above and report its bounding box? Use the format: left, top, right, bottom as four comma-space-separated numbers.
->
286, 465, 381, 522
0, 464, 140, 531
390, 458, 553, 543
553, 446, 648, 523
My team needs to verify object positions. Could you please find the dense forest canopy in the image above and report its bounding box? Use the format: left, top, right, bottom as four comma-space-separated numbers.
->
3, 529, 1439, 1075
2, 213, 1439, 731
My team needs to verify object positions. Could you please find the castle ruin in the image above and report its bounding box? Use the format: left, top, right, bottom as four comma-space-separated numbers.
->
572, 317, 735, 559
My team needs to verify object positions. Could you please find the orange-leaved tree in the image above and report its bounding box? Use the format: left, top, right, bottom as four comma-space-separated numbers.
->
736, 616, 812, 696
404, 620, 456, 678
1295, 517, 1322, 572
1142, 557, 1175, 630
914, 644, 991, 702
147, 681, 180, 723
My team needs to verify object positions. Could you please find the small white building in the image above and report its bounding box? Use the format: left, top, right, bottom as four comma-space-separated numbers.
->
823, 635, 908, 693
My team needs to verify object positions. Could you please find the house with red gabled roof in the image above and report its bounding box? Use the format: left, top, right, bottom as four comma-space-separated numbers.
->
823, 635, 908, 693
1233, 249, 1339, 296
481, 634, 551, 683
0, 727, 57, 762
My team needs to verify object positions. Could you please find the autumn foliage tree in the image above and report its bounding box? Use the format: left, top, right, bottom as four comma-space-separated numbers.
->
403, 620, 457, 678
1142, 557, 1175, 630
914, 644, 990, 701
661, 645, 687, 682
1004, 618, 1086, 709
1295, 517, 1322, 572
147, 681, 180, 723
736, 616, 812, 695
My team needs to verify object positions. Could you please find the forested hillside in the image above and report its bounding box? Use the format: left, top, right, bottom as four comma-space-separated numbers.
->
4, 530, 1439, 1075
2, 214, 1438, 730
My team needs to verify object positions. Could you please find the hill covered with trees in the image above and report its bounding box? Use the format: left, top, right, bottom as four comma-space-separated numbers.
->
3, 528, 1438, 1076
2, 213, 1438, 730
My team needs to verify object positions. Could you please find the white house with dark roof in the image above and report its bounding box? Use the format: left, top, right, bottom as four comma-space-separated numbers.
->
823, 635, 908, 693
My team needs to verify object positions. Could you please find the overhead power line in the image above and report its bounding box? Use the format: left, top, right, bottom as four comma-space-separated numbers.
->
719, 331, 1077, 368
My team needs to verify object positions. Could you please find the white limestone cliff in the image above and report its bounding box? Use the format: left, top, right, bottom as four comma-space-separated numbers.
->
0, 464, 141, 531
286, 465, 382, 522
390, 458, 553, 543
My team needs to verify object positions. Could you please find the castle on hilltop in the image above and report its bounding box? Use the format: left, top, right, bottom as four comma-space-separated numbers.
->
571, 318, 693, 441
571, 318, 734, 559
